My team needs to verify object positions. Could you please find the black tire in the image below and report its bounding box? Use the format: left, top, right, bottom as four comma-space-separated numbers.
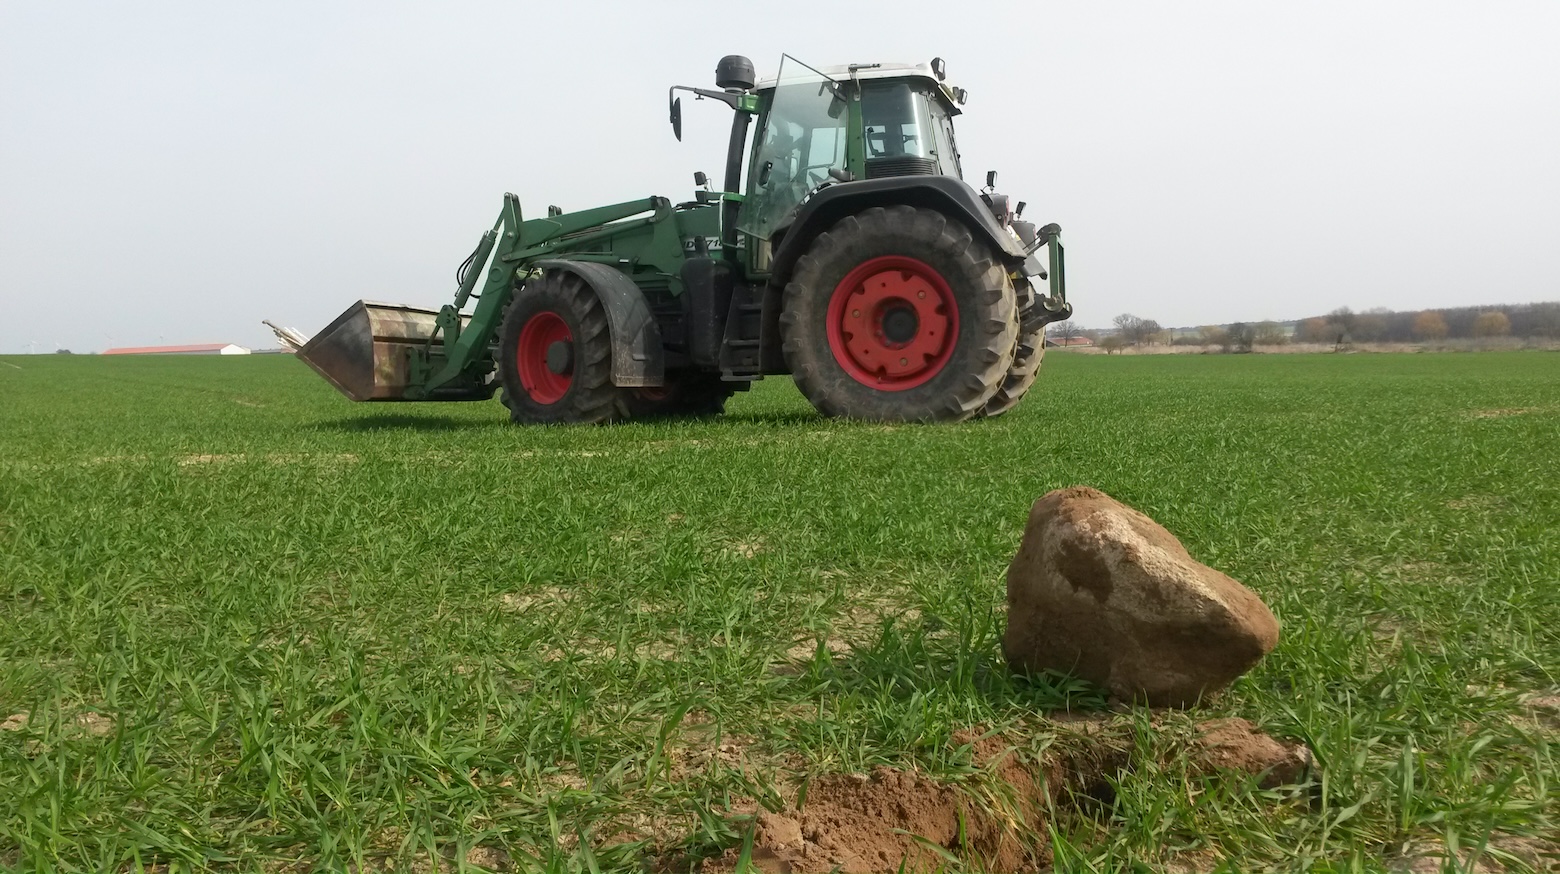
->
621, 372, 747, 420
779, 205, 1017, 422
497, 270, 624, 424
982, 321, 1046, 418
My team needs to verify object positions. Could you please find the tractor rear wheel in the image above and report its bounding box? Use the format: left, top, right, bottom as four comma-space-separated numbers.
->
622, 373, 746, 419
981, 319, 1046, 418
779, 205, 1017, 422
498, 270, 624, 424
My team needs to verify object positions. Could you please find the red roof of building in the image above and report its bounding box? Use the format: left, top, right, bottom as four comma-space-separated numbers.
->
102, 344, 233, 355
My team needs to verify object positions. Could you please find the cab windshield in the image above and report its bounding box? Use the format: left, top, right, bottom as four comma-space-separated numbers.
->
738, 55, 846, 241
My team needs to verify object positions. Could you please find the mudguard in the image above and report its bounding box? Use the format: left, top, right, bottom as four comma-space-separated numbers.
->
768, 176, 1029, 287
535, 260, 665, 388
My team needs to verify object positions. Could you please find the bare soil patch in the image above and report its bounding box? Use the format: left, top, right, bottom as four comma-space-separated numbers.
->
1517, 692, 1560, 731
698, 731, 1051, 873
1467, 408, 1538, 419
1191, 717, 1313, 788
1, 710, 117, 742
682, 717, 1307, 873
770, 598, 923, 676
497, 586, 572, 613
1388, 833, 1559, 873
177, 452, 359, 467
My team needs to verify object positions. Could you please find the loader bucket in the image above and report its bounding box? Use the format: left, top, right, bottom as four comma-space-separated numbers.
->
297, 300, 481, 401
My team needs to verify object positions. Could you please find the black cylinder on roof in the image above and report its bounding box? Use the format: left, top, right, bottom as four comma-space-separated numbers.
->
716, 55, 756, 91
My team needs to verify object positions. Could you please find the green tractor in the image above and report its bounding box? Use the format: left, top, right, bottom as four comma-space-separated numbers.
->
297, 54, 1070, 423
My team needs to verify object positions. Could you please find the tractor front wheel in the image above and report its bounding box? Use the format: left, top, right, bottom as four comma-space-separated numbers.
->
498, 271, 624, 424
779, 206, 1017, 422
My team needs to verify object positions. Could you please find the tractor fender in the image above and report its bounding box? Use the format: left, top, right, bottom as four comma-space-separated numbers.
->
534, 259, 664, 387
768, 176, 1029, 288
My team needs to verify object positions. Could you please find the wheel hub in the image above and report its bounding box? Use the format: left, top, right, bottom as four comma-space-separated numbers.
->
545, 340, 574, 375
826, 255, 958, 391
880, 305, 919, 344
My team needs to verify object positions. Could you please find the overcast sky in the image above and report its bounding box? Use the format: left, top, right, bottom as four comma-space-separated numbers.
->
2, 1, 1557, 353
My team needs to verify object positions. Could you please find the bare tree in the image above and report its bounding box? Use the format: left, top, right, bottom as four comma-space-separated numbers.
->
1052, 321, 1082, 345
1327, 307, 1356, 349
1227, 322, 1256, 353
1111, 313, 1162, 346
1199, 325, 1230, 348
1253, 321, 1288, 345
1112, 313, 1143, 343
1528, 303, 1560, 338
1354, 308, 1390, 342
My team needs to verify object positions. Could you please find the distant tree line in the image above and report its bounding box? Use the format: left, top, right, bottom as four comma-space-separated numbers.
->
1071, 301, 1559, 354
1291, 303, 1559, 345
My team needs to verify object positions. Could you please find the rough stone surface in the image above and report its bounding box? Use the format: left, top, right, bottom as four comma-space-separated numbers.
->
1003, 486, 1280, 707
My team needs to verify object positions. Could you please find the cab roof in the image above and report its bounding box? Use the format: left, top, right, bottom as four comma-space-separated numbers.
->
754, 60, 964, 113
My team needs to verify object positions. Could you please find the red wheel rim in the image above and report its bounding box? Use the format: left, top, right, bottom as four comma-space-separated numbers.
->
516, 311, 573, 404
826, 255, 957, 391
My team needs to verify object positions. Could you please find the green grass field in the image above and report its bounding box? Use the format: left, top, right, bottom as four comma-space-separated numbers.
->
1, 351, 1556, 873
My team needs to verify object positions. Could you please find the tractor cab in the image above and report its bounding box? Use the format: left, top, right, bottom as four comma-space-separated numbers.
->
737, 55, 969, 241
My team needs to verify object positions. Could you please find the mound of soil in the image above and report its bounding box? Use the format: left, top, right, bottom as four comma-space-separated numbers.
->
692, 719, 1308, 873
699, 732, 1100, 873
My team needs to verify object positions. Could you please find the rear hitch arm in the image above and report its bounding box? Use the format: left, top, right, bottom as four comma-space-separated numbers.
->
1021, 223, 1070, 327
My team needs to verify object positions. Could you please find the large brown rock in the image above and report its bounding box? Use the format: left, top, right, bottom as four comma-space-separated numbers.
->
1003, 486, 1280, 707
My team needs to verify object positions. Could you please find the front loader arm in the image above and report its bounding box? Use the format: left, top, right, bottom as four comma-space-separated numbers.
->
408, 194, 669, 399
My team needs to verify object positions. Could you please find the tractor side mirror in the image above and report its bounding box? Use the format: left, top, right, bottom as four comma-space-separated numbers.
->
670, 96, 683, 141
1016, 201, 1027, 220
694, 171, 709, 188
986, 170, 997, 189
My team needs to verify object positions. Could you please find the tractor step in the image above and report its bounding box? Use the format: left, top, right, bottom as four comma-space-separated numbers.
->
718, 283, 766, 379
297, 300, 487, 401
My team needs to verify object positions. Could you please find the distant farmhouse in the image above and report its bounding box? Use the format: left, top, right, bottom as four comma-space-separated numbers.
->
1045, 336, 1094, 348
103, 343, 251, 356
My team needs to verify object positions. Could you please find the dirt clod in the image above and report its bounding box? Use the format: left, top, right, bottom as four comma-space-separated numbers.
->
463, 846, 510, 872
1191, 717, 1312, 787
